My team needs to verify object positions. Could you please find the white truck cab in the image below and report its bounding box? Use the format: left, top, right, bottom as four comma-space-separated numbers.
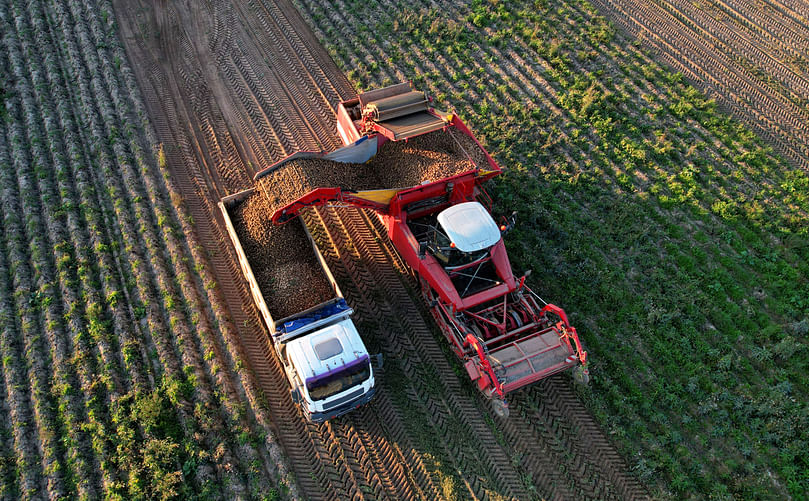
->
285, 318, 376, 421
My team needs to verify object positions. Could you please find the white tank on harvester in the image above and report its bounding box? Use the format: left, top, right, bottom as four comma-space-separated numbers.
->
437, 202, 502, 251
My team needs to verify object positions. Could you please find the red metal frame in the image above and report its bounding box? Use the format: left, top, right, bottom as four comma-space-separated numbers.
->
268, 96, 588, 401
271, 187, 389, 224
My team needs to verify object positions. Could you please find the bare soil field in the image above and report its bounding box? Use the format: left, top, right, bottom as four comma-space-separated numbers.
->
293, 0, 808, 498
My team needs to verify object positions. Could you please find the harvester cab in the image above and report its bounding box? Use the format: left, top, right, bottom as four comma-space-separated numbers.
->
414, 201, 504, 297
433, 201, 501, 267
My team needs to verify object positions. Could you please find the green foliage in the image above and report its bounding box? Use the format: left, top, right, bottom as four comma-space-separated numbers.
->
302, 0, 809, 497
141, 439, 183, 501
109, 380, 197, 500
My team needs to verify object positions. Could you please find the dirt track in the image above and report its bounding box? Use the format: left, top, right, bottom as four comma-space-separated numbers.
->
111, 0, 647, 498
588, 0, 809, 170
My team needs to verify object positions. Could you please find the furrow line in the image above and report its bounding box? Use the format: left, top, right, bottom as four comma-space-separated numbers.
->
304, 208, 441, 500
590, 0, 809, 167
293, 0, 404, 90
61, 1, 255, 493
0, 94, 49, 501
327, 208, 530, 500
716, 0, 809, 65
652, 0, 809, 104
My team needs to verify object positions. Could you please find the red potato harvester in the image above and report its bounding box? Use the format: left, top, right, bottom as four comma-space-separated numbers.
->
256, 83, 588, 417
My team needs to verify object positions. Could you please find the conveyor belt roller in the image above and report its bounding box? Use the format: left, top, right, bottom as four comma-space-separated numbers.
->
363, 90, 429, 121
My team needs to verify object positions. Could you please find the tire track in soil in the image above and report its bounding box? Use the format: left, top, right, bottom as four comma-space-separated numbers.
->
112, 0, 647, 497
302, 206, 458, 501
163, 2, 411, 497
229, 0, 341, 151
314, 207, 534, 501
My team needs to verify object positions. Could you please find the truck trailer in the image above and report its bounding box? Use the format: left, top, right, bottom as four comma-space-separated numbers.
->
220, 188, 377, 422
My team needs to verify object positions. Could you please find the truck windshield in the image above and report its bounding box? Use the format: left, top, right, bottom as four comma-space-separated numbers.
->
307, 359, 371, 401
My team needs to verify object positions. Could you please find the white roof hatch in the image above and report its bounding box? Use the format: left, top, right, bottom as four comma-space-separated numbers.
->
313, 337, 343, 361
286, 319, 369, 381
437, 202, 501, 252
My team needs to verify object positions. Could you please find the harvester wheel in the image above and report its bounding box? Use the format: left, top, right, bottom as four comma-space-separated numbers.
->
573, 365, 590, 385
492, 399, 510, 418
508, 310, 524, 329
469, 323, 485, 341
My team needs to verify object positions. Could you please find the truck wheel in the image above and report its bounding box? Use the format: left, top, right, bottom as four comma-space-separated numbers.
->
492, 399, 509, 418
573, 365, 590, 385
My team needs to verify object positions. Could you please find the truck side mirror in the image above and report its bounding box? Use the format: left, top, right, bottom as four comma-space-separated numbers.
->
290, 387, 302, 404
375, 353, 384, 370
418, 242, 428, 258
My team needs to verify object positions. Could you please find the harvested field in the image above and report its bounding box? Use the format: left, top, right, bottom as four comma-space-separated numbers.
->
231, 193, 334, 320
257, 129, 479, 215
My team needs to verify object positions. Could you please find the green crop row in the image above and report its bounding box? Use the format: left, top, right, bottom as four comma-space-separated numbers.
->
0, 0, 291, 497
296, 0, 808, 497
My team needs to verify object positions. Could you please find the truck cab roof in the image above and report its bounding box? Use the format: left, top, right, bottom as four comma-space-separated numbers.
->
286, 318, 370, 383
